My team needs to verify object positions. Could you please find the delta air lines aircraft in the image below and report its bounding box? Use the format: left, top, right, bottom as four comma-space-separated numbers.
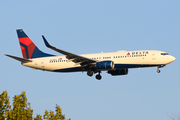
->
5, 29, 176, 80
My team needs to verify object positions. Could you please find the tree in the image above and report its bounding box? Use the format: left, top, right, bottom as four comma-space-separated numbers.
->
6, 91, 33, 120
0, 91, 11, 120
42, 104, 71, 120
0, 91, 71, 120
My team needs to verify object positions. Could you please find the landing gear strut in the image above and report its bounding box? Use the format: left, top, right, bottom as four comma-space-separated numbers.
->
157, 68, 160, 73
96, 72, 102, 80
87, 71, 102, 80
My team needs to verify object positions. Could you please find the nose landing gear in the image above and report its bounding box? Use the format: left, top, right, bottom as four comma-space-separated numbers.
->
157, 67, 160, 73
157, 65, 166, 73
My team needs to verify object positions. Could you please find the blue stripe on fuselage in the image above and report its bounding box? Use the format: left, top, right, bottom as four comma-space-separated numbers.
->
53, 67, 84, 72
114, 64, 158, 68
53, 64, 161, 72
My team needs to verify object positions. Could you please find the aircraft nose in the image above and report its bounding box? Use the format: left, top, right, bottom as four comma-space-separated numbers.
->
168, 55, 176, 63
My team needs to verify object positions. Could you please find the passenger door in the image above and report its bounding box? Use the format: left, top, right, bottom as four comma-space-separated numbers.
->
152, 53, 156, 60
41, 59, 45, 68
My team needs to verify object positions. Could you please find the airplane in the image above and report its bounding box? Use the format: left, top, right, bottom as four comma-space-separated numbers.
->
5, 29, 176, 80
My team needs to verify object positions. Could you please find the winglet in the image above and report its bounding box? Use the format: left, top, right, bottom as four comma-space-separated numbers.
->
42, 35, 52, 48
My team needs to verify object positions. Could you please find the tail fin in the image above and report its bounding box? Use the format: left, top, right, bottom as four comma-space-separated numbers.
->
17, 29, 54, 59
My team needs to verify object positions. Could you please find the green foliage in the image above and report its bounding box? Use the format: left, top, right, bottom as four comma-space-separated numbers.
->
0, 91, 71, 120
43, 105, 66, 120
0, 91, 11, 120
0, 91, 33, 120
34, 114, 42, 120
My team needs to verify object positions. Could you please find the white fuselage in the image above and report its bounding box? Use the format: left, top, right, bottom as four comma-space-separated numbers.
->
22, 50, 175, 72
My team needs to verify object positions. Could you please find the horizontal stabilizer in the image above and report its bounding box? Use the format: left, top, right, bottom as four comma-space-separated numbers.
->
5, 54, 32, 63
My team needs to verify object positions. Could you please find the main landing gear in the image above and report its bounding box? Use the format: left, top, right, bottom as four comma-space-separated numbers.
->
96, 72, 102, 80
87, 70, 93, 76
87, 71, 102, 80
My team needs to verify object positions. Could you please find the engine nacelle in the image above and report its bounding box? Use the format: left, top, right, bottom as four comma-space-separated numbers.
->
108, 68, 128, 76
96, 61, 114, 70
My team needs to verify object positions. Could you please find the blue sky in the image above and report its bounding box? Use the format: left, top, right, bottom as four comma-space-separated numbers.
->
0, 0, 180, 120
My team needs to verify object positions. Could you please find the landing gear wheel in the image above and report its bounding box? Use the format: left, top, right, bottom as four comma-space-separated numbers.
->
87, 71, 93, 77
96, 74, 102, 80
157, 69, 160, 73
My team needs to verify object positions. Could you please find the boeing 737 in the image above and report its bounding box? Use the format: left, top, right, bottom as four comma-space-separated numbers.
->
5, 29, 176, 80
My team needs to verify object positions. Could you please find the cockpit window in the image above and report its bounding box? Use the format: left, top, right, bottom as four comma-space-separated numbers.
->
161, 53, 168, 55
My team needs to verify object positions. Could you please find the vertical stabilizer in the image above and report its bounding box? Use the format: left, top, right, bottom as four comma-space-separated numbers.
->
17, 29, 54, 59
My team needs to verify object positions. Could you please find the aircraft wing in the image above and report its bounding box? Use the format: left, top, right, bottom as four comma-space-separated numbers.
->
5, 54, 32, 63
42, 36, 96, 66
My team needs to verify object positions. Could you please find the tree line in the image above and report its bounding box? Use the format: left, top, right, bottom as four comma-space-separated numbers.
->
0, 91, 71, 120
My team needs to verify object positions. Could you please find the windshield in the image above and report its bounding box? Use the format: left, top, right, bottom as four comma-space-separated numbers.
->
161, 53, 168, 55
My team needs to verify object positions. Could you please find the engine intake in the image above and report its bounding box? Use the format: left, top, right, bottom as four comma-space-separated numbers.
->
108, 68, 128, 76
96, 61, 114, 70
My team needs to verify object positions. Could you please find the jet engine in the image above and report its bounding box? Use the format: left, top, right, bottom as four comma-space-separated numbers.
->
96, 61, 114, 70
